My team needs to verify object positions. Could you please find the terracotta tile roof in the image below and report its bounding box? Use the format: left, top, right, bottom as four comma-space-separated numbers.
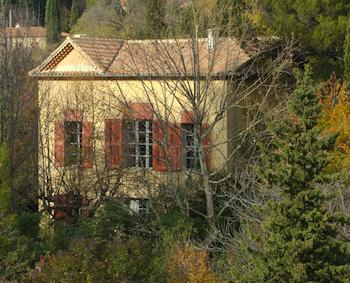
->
2, 26, 46, 38
72, 37, 124, 70
109, 38, 249, 77
31, 36, 252, 79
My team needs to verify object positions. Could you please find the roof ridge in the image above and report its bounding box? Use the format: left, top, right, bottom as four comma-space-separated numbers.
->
70, 36, 120, 41
69, 36, 236, 44
104, 40, 125, 73
30, 35, 252, 79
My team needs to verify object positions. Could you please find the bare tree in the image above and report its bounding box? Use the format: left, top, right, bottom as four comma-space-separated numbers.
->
33, 1, 294, 244
93, 31, 293, 240
0, 3, 47, 213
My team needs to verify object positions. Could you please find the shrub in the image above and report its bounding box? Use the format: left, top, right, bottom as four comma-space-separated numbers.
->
91, 200, 138, 243
103, 237, 154, 281
165, 242, 222, 283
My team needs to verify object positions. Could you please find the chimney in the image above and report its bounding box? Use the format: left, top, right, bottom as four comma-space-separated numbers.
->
73, 34, 87, 38
9, 10, 12, 27
207, 28, 215, 51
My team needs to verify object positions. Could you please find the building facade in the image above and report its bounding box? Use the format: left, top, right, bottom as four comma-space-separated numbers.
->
31, 35, 257, 217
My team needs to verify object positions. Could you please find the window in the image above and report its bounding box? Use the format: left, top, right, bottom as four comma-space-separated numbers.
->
64, 121, 82, 166
129, 199, 149, 216
182, 123, 200, 170
53, 194, 87, 219
124, 120, 153, 168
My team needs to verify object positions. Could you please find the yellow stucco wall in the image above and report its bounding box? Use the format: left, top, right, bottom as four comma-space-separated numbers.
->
38, 78, 231, 198
54, 49, 99, 73
3, 36, 47, 49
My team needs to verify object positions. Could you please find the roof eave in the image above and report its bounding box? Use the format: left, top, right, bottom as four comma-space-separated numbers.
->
30, 72, 233, 80
28, 36, 104, 76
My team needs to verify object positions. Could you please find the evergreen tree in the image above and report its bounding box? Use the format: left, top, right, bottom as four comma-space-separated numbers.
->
45, 0, 61, 44
261, 0, 350, 55
70, 0, 80, 29
0, 143, 10, 214
248, 66, 350, 282
145, 0, 166, 38
344, 21, 350, 82
38, 0, 46, 26
214, 0, 249, 37
260, 0, 350, 79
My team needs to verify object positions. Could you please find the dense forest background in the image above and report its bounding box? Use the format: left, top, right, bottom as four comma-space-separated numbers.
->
0, 0, 350, 282
6, 0, 350, 79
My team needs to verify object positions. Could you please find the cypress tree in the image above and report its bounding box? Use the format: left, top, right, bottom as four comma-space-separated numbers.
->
37, 0, 46, 26
248, 66, 350, 282
70, 0, 80, 29
344, 21, 350, 82
260, 1, 350, 58
45, 0, 61, 44
145, 0, 166, 38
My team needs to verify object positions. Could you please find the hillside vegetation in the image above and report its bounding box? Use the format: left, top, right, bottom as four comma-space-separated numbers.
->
0, 1, 350, 282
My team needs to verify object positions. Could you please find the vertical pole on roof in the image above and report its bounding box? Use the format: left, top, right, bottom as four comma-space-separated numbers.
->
9, 9, 12, 27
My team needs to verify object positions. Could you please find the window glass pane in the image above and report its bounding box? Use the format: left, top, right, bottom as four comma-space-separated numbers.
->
139, 156, 146, 167
139, 121, 146, 131
126, 120, 153, 168
182, 123, 199, 170
139, 145, 146, 155
139, 135, 146, 144
64, 121, 82, 166
187, 158, 194, 169
186, 135, 194, 146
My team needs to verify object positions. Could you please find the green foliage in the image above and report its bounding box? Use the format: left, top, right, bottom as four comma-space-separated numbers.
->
45, 0, 61, 44
86, 0, 97, 7
261, 0, 350, 54
38, 200, 137, 255
0, 143, 10, 213
70, 0, 80, 29
102, 237, 154, 281
41, 220, 79, 253
16, 212, 41, 239
60, 6, 71, 33
91, 200, 138, 242
214, 0, 252, 37
71, 0, 122, 38
156, 209, 199, 240
32, 248, 102, 283
260, 0, 350, 78
245, 66, 350, 282
0, 212, 42, 280
31, 236, 154, 283
145, 0, 166, 38
344, 21, 350, 82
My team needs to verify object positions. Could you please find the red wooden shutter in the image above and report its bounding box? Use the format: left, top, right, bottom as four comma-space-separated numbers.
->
54, 122, 65, 167
201, 123, 211, 170
168, 124, 181, 171
129, 103, 154, 120
65, 109, 83, 122
105, 119, 123, 168
82, 121, 94, 169
53, 195, 67, 219
153, 120, 167, 171
180, 110, 194, 124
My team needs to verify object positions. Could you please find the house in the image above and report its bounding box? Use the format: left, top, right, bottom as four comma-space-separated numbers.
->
30, 34, 285, 218
1, 24, 69, 49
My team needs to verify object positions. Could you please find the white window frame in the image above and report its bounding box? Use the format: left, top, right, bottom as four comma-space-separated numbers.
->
129, 199, 149, 215
128, 120, 153, 168
64, 121, 83, 166
182, 123, 200, 170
